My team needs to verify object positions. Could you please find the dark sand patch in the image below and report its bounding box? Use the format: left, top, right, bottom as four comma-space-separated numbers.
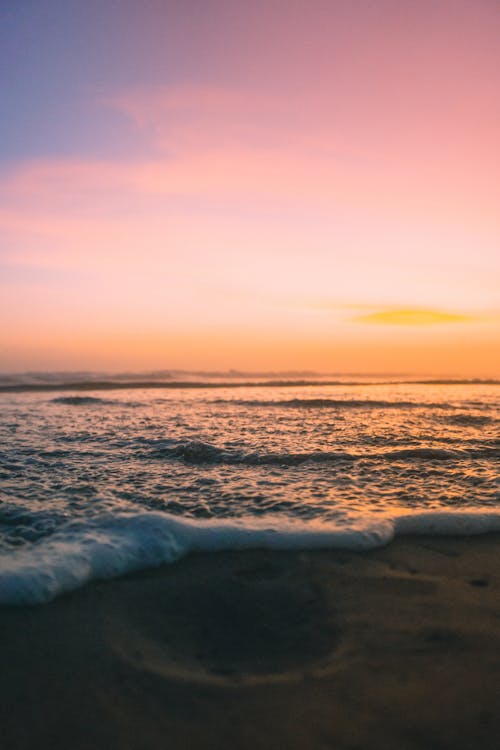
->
1, 536, 500, 749
109, 553, 337, 682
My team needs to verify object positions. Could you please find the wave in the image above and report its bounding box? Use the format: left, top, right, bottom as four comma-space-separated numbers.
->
45, 396, 498, 418
51, 396, 139, 407
1, 508, 500, 606
52, 396, 116, 406
148, 440, 498, 466
223, 398, 457, 410
444, 413, 497, 427
1, 377, 498, 393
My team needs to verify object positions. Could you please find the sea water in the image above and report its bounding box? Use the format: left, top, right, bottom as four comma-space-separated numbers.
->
0, 375, 498, 604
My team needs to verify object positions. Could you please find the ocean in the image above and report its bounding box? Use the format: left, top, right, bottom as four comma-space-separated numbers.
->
0, 374, 498, 604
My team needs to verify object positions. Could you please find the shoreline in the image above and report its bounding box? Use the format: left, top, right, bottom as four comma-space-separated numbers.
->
1, 534, 500, 749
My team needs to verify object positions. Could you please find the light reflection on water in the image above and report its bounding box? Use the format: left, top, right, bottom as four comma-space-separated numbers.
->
0, 382, 498, 549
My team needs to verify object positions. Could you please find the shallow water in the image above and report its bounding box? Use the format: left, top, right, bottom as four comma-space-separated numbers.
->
0, 378, 498, 603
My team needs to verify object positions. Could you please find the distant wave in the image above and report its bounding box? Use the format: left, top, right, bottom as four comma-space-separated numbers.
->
0, 377, 498, 393
2, 508, 500, 605
1, 379, 366, 393
222, 398, 458, 410
39, 396, 500, 418
51, 396, 139, 407
52, 396, 116, 406
147, 440, 499, 466
443, 413, 497, 427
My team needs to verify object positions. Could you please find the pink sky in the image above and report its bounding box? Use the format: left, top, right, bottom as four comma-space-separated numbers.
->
1, 1, 499, 374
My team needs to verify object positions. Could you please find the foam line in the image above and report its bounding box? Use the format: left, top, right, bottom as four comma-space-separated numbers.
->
1, 509, 500, 606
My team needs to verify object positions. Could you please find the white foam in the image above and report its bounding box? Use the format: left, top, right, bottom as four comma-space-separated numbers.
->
1, 509, 500, 606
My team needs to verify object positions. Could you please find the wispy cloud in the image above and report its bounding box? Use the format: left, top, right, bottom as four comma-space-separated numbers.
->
350, 308, 481, 326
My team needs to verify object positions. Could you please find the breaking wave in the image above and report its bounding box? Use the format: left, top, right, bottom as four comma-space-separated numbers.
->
2, 508, 500, 606
148, 440, 499, 466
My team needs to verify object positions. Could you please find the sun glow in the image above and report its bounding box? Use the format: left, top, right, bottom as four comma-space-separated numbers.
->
351, 309, 478, 326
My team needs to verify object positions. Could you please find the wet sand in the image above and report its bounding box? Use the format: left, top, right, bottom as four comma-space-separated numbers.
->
1, 534, 500, 749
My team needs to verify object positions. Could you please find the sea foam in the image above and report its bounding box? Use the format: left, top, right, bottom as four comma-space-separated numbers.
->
1, 509, 500, 606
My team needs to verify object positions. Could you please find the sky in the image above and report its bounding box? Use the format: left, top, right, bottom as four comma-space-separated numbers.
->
1, 0, 499, 375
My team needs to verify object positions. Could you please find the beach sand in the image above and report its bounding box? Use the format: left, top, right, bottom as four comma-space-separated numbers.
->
1, 535, 500, 750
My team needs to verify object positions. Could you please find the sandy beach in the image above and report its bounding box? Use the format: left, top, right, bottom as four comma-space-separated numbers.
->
1, 534, 499, 750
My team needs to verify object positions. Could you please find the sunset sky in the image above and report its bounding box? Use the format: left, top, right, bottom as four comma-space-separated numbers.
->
1, 0, 499, 375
